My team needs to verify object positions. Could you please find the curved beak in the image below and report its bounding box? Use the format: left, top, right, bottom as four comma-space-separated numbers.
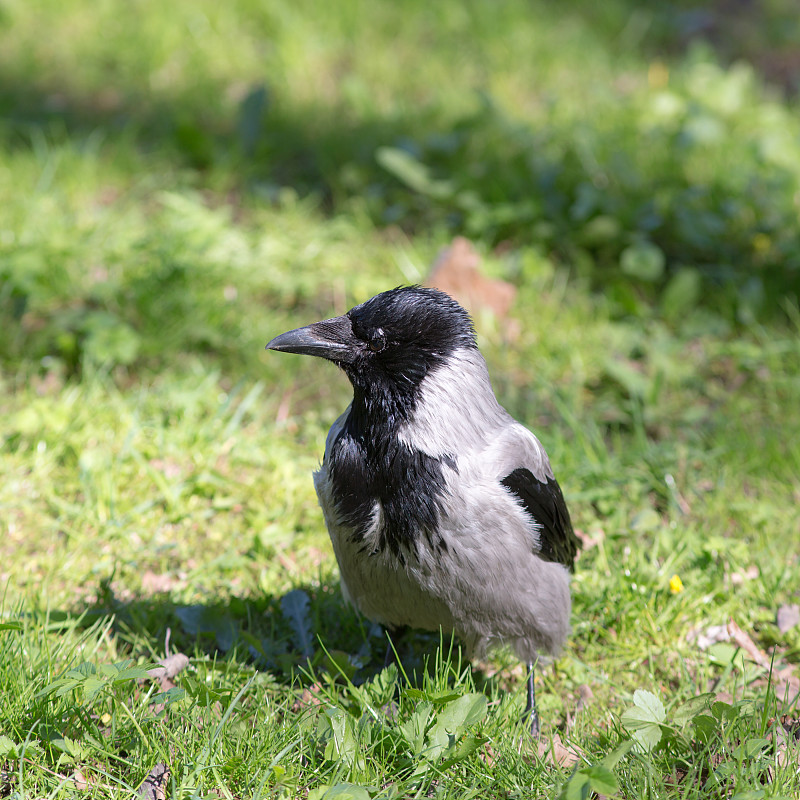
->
266, 315, 358, 364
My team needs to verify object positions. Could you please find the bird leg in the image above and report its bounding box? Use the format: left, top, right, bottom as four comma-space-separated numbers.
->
525, 661, 540, 738
383, 626, 407, 669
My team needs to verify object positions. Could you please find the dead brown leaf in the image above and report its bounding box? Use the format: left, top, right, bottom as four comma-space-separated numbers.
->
71, 770, 89, 791
691, 623, 729, 650
727, 618, 770, 668
142, 653, 190, 713
768, 716, 800, 779
729, 565, 759, 586
291, 683, 325, 713
141, 570, 179, 595
574, 528, 604, 552
148, 459, 182, 480
147, 653, 190, 691
576, 683, 594, 712
479, 743, 496, 768
760, 667, 800, 705
426, 236, 517, 323
536, 733, 582, 768
138, 763, 169, 800
777, 604, 800, 634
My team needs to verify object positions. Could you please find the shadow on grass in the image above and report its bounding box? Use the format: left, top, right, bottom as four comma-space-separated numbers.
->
65, 578, 507, 700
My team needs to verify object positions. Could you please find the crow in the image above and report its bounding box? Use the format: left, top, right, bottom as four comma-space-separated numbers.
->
267, 286, 579, 734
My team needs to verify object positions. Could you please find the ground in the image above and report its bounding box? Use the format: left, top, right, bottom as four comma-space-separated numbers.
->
1, 1, 800, 797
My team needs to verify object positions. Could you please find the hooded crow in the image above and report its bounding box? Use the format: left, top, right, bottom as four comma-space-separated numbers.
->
267, 286, 579, 735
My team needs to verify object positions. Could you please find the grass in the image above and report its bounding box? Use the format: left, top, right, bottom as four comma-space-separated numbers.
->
2, 0, 800, 797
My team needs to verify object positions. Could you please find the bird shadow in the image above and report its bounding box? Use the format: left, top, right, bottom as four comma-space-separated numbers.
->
58, 576, 509, 702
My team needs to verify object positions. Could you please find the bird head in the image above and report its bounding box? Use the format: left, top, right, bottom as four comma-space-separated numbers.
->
266, 286, 476, 418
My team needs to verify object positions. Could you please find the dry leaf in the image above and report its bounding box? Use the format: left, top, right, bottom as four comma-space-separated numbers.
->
766, 667, 800, 704
427, 237, 517, 322
291, 682, 324, 713
692, 623, 729, 650
138, 763, 169, 800
729, 565, 759, 586
537, 733, 582, 768
777, 604, 800, 634
479, 743, 496, 767
574, 528, 604, 551
576, 683, 594, 712
727, 618, 771, 668
769, 716, 800, 779
146, 652, 190, 694
148, 653, 190, 682
71, 770, 89, 791
148, 459, 182, 479
141, 570, 179, 594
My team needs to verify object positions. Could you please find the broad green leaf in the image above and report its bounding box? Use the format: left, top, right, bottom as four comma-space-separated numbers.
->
321, 784, 372, 800
404, 687, 461, 705
691, 713, 717, 743
81, 676, 106, 701
733, 738, 769, 760
600, 740, 635, 769
707, 642, 745, 670
238, 84, 268, 157
365, 664, 397, 708
400, 701, 432, 756
662, 268, 702, 320
630, 508, 661, 532
176, 605, 237, 652
324, 709, 361, 768
425, 694, 486, 762
376, 147, 453, 199
182, 677, 232, 707
621, 690, 666, 752
633, 689, 666, 721
673, 694, 714, 727
560, 770, 589, 800
98, 660, 150, 683
321, 649, 358, 681
0, 735, 18, 758
150, 687, 186, 709
620, 242, 666, 282
65, 663, 97, 680
583, 765, 618, 795
437, 694, 487, 732
440, 735, 490, 769
711, 700, 738, 723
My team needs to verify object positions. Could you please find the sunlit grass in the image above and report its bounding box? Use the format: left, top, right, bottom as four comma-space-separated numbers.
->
2, 0, 800, 796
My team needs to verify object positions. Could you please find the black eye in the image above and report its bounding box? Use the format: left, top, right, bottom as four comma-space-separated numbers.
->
368, 329, 386, 352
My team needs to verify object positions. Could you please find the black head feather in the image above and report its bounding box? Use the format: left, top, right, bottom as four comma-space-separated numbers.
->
267, 285, 477, 427
343, 286, 476, 399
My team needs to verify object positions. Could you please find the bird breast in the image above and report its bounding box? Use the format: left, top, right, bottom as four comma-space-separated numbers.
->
312, 412, 572, 661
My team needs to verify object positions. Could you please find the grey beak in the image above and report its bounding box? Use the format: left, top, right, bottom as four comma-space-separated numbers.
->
266, 315, 358, 363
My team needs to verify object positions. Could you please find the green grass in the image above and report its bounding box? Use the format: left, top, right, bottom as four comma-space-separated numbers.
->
2, 1, 800, 797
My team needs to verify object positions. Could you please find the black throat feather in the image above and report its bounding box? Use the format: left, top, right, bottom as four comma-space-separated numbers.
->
322, 286, 477, 560
327, 388, 453, 560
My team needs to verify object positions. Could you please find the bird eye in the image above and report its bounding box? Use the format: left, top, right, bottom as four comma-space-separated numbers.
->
368, 329, 386, 352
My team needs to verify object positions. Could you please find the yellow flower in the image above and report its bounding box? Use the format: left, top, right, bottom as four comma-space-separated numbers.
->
669, 574, 684, 594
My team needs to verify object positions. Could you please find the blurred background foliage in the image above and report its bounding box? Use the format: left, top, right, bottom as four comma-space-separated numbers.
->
0, 0, 799, 377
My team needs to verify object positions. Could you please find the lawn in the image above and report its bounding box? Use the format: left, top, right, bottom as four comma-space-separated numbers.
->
1, 1, 800, 797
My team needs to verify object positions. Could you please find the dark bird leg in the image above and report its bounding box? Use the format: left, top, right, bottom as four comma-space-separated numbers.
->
383, 626, 407, 668
525, 661, 540, 737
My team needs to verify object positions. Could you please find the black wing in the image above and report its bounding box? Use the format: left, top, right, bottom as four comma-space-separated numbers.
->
500, 468, 580, 572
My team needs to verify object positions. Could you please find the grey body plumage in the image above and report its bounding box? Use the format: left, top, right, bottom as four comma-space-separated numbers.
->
267, 286, 579, 733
